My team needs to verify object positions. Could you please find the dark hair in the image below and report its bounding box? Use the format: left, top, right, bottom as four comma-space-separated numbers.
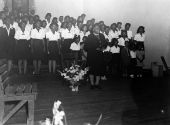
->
110, 38, 118, 47
117, 22, 122, 25
125, 23, 131, 27
137, 26, 145, 33
81, 24, 87, 31
45, 13, 51, 18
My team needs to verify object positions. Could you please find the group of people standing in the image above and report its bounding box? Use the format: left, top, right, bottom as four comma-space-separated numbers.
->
0, 8, 145, 89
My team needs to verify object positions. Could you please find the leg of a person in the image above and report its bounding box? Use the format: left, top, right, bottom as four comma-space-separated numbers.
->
52, 60, 56, 73
38, 60, 41, 74
23, 60, 27, 74
18, 60, 22, 74
49, 60, 52, 73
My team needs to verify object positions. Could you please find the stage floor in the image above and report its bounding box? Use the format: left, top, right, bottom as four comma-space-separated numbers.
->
5, 72, 170, 125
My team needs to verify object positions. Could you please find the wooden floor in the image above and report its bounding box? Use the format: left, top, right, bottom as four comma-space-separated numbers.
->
4, 71, 170, 125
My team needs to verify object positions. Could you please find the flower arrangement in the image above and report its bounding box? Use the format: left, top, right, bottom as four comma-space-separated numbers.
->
58, 65, 88, 92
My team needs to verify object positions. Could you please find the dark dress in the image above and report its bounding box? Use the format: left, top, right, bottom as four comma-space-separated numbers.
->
48, 40, 60, 61
0, 27, 6, 58
84, 33, 106, 76
1, 27, 15, 60
16, 39, 30, 60
32, 39, 44, 60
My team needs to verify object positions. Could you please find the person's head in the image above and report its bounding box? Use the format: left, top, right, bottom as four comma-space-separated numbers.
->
72, 18, 77, 26
42, 20, 47, 28
77, 21, 83, 29
88, 24, 93, 32
22, 15, 29, 23
121, 30, 127, 38
110, 23, 117, 30
99, 21, 104, 26
74, 35, 80, 44
10, 15, 15, 24
50, 23, 58, 32
81, 13, 86, 19
59, 16, 63, 23
93, 23, 100, 35
125, 23, 131, 31
86, 20, 91, 26
19, 21, 26, 30
91, 18, 95, 25
77, 16, 83, 23
67, 22, 72, 31
15, 17, 20, 23
30, 9, 35, 16
0, 11, 6, 20
69, 17, 74, 23
105, 26, 110, 35
29, 16, 34, 24
52, 17, 58, 24
100, 24, 105, 32
137, 26, 145, 34
117, 22, 122, 29
64, 15, 70, 23
61, 22, 67, 29
81, 24, 88, 32
45, 13, 52, 21
34, 15, 40, 22
4, 16, 11, 27
35, 20, 42, 29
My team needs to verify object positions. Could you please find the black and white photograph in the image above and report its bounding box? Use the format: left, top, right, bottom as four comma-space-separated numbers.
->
0, 0, 169, 125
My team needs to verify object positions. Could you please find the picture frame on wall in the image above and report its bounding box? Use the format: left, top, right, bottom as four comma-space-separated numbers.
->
12, 0, 29, 12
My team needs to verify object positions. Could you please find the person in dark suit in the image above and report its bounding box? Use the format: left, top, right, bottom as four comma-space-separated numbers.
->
84, 23, 106, 89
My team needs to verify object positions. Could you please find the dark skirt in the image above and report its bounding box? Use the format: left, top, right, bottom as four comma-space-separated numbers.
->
87, 50, 104, 76
61, 39, 73, 54
48, 41, 60, 60
16, 40, 30, 60
137, 42, 144, 50
32, 39, 44, 60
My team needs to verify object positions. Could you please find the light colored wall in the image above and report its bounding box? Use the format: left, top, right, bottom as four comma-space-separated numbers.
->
6, 0, 170, 68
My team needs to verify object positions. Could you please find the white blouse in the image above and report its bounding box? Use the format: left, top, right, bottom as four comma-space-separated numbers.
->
108, 30, 119, 40
118, 37, 129, 46
104, 33, 111, 42
134, 33, 145, 42
130, 51, 136, 58
70, 42, 80, 51
14, 27, 31, 40
117, 29, 122, 36
110, 46, 120, 53
61, 28, 74, 39
31, 28, 45, 39
12, 22, 19, 31
46, 30, 60, 41
127, 30, 133, 39
71, 25, 80, 36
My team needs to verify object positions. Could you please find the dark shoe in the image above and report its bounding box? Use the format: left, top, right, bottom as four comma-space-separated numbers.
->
95, 85, 102, 89
90, 85, 95, 90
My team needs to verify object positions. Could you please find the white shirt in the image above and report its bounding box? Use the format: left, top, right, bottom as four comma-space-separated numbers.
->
110, 46, 120, 53
31, 28, 45, 39
130, 50, 136, 58
58, 21, 62, 29
71, 25, 80, 36
14, 27, 31, 40
117, 28, 122, 36
127, 30, 133, 39
45, 19, 51, 28
134, 33, 145, 42
26, 23, 33, 32
46, 30, 60, 41
61, 28, 74, 39
109, 30, 119, 40
70, 42, 80, 51
79, 31, 90, 43
118, 37, 129, 46
103, 46, 111, 52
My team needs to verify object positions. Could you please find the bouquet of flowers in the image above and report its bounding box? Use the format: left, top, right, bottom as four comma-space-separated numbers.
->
58, 65, 88, 92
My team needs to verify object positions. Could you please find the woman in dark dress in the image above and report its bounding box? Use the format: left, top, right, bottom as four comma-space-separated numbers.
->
3, 16, 15, 72
84, 23, 106, 89
15, 21, 30, 74
30, 20, 45, 75
46, 23, 61, 73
